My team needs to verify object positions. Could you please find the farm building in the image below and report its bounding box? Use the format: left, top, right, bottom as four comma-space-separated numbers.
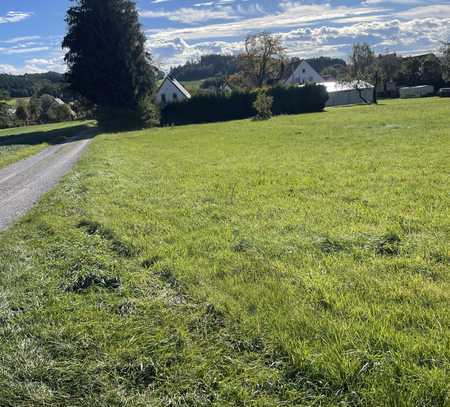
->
399, 85, 434, 99
156, 76, 191, 105
322, 81, 375, 106
286, 61, 375, 106
285, 60, 325, 85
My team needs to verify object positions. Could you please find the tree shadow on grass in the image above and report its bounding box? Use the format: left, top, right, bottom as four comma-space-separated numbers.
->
0, 123, 99, 147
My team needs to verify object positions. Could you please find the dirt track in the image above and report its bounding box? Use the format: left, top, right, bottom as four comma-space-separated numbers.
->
0, 136, 92, 232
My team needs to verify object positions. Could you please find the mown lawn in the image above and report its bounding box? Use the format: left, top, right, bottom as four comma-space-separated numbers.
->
0, 120, 95, 169
0, 98, 448, 406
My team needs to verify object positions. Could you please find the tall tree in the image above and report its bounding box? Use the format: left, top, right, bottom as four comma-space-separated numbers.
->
233, 32, 286, 89
63, 0, 158, 127
15, 101, 30, 125
400, 57, 421, 86
420, 54, 443, 88
377, 53, 401, 95
441, 41, 450, 83
347, 43, 379, 104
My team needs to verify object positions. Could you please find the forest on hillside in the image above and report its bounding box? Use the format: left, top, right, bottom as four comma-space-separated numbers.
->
169, 55, 347, 81
0, 72, 65, 98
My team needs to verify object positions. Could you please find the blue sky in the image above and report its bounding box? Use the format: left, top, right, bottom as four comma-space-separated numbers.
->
1, 0, 449, 74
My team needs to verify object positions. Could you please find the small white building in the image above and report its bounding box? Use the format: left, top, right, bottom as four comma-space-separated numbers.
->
221, 82, 233, 94
321, 81, 375, 106
399, 85, 434, 99
156, 76, 191, 105
285, 60, 324, 85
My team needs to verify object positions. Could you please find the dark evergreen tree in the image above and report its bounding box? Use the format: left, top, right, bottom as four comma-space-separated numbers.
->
62, 0, 158, 127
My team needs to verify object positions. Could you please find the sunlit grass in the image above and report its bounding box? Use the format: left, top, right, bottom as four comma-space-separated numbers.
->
0, 98, 448, 406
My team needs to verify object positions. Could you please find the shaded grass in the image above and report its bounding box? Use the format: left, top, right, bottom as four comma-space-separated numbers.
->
0, 120, 95, 169
0, 98, 449, 406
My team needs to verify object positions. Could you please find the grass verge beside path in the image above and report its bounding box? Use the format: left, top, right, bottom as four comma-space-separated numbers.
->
0, 98, 449, 406
0, 120, 95, 169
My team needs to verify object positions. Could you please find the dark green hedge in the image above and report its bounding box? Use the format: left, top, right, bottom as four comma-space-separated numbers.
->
269, 84, 329, 115
160, 84, 328, 126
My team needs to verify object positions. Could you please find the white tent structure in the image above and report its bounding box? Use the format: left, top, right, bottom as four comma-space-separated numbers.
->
156, 76, 191, 105
399, 85, 434, 99
321, 81, 375, 106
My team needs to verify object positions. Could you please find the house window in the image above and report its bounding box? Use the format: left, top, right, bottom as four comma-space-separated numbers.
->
302, 68, 306, 73
173, 93, 178, 101
161, 94, 166, 104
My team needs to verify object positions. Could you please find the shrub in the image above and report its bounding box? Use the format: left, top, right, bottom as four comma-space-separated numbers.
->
28, 94, 56, 123
28, 95, 44, 123
253, 91, 273, 120
161, 84, 328, 126
15, 102, 29, 124
47, 103, 74, 123
0, 103, 19, 129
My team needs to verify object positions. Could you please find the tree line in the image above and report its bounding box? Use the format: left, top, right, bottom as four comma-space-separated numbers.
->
169, 53, 346, 83
346, 43, 448, 103
0, 72, 65, 98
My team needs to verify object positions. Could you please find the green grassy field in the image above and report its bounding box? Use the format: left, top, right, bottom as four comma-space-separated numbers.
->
0, 98, 448, 406
0, 97, 30, 107
182, 79, 206, 94
0, 121, 95, 169
0, 99, 15, 106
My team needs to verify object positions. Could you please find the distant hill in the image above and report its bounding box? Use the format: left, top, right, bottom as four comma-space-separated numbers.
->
0, 72, 65, 98
170, 54, 346, 82
169, 55, 240, 81
304, 57, 347, 74
1, 66, 164, 99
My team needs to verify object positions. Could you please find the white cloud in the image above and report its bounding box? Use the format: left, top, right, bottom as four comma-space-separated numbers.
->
148, 13, 450, 69
140, 6, 238, 24
397, 4, 450, 18
0, 11, 32, 24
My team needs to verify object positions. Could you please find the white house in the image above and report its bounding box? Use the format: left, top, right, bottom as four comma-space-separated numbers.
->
156, 76, 191, 105
285, 61, 324, 85
221, 82, 233, 94
399, 85, 434, 99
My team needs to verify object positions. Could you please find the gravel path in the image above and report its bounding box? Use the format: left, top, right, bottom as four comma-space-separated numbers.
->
0, 134, 92, 232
